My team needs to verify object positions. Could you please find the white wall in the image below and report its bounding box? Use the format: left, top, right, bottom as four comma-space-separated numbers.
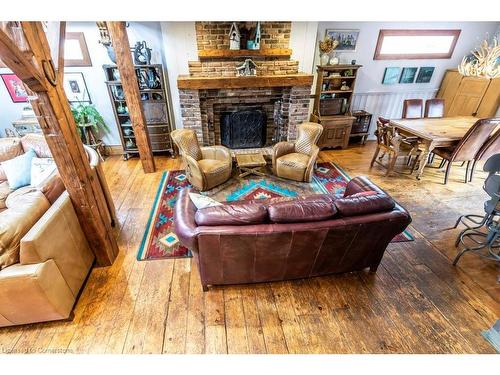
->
160, 22, 198, 130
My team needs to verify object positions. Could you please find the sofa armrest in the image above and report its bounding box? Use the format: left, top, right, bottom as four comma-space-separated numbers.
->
173, 188, 199, 252
343, 176, 386, 197
19, 191, 94, 296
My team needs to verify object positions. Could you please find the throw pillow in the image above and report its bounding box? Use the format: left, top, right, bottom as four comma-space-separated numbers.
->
188, 192, 222, 210
0, 149, 36, 190
31, 157, 57, 187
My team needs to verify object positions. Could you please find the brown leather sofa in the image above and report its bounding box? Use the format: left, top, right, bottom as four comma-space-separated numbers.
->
0, 134, 104, 327
174, 176, 411, 291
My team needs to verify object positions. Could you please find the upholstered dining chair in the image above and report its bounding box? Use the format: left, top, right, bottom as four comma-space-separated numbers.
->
170, 129, 232, 191
370, 118, 421, 176
424, 98, 445, 118
432, 118, 500, 184
272, 122, 323, 182
469, 129, 500, 181
402, 99, 423, 119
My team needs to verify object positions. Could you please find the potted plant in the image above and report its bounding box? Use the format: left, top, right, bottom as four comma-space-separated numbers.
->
71, 103, 110, 138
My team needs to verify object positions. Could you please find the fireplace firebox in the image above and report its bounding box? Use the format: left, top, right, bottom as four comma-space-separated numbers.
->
220, 109, 267, 149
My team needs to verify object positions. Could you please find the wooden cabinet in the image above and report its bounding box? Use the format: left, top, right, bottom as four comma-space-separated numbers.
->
437, 69, 499, 117
312, 114, 354, 149
310, 64, 362, 149
103, 64, 174, 160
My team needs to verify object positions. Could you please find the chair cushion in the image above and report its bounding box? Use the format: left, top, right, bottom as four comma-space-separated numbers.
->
198, 159, 229, 176
334, 193, 395, 217
1, 149, 36, 190
276, 152, 310, 170
0, 189, 50, 270
269, 194, 337, 223
195, 202, 268, 226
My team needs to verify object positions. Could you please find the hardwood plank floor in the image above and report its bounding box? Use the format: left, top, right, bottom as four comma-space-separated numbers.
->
1, 142, 498, 354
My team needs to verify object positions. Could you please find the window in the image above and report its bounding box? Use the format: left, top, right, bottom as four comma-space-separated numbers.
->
374, 29, 461, 60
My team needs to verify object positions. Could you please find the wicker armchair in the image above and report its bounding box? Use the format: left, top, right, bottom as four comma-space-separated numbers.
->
272, 122, 323, 182
170, 129, 232, 191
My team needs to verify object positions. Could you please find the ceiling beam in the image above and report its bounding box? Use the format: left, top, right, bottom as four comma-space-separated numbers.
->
107, 21, 155, 173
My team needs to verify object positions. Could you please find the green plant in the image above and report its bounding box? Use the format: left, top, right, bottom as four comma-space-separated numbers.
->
71, 103, 110, 134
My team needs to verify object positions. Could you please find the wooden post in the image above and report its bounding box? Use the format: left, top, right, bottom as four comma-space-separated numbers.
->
107, 21, 155, 173
0, 22, 118, 266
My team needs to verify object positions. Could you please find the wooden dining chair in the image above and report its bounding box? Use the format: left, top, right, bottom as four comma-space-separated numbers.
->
469, 128, 500, 181
424, 99, 445, 118
432, 118, 500, 184
402, 99, 423, 119
370, 118, 421, 176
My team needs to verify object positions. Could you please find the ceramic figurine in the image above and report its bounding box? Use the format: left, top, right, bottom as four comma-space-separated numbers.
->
146, 69, 160, 89
125, 138, 136, 149
229, 22, 241, 50
340, 81, 350, 91
117, 102, 126, 114
133, 41, 152, 65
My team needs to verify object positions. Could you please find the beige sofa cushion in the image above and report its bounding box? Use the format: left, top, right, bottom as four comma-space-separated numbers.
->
0, 138, 23, 162
0, 181, 13, 210
0, 189, 50, 270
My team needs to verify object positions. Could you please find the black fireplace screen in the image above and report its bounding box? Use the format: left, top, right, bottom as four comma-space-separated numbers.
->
220, 109, 267, 149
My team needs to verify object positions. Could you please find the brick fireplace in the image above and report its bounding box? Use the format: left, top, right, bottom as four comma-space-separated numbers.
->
177, 22, 313, 149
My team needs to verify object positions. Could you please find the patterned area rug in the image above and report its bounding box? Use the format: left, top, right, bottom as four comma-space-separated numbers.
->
137, 162, 414, 261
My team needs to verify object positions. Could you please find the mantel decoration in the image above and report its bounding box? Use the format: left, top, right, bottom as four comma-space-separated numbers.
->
229, 22, 240, 50
236, 59, 257, 76
458, 36, 500, 78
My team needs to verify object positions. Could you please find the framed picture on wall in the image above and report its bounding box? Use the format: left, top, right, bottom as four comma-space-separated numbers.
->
399, 67, 418, 83
64, 32, 92, 67
382, 67, 401, 85
325, 29, 360, 52
416, 67, 435, 83
63, 72, 92, 103
1, 73, 28, 102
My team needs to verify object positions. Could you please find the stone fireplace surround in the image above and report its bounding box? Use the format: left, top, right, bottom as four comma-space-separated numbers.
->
177, 22, 313, 149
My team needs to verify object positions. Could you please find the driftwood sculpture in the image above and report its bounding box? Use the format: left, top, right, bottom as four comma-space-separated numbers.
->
458, 37, 500, 78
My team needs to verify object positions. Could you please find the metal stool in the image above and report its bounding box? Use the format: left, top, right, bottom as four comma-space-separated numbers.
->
453, 173, 500, 265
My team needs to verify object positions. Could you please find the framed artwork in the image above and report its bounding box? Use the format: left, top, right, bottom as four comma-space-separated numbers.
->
1, 73, 28, 102
374, 29, 461, 60
382, 67, 401, 85
399, 67, 418, 83
325, 29, 360, 52
416, 67, 435, 83
63, 72, 91, 103
64, 32, 92, 67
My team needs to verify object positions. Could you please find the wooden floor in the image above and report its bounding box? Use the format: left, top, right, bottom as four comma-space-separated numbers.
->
1, 141, 498, 354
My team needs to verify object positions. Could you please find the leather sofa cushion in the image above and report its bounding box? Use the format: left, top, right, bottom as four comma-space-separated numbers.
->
269, 194, 337, 223
195, 202, 268, 226
20, 134, 53, 158
0, 181, 13, 210
0, 138, 23, 163
0, 189, 50, 270
334, 192, 395, 217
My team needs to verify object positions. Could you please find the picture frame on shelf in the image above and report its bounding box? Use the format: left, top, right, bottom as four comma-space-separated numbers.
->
399, 67, 418, 83
325, 29, 360, 52
416, 67, 435, 83
382, 67, 401, 85
63, 72, 91, 103
1, 73, 28, 103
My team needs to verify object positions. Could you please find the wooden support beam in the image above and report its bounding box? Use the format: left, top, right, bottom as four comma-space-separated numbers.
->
107, 21, 155, 173
0, 22, 118, 266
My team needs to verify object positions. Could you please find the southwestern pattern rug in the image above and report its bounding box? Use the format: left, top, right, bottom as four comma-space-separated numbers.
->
137, 162, 414, 261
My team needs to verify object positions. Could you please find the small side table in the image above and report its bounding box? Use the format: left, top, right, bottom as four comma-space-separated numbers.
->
236, 153, 268, 178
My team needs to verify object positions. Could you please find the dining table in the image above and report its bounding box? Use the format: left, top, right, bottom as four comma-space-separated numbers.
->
389, 116, 479, 179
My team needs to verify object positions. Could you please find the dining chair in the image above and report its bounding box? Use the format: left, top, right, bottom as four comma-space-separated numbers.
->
469, 129, 500, 181
402, 99, 423, 119
432, 118, 500, 184
370, 118, 421, 176
424, 99, 445, 118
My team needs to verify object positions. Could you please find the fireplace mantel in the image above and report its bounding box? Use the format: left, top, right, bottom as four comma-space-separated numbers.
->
177, 73, 314, 90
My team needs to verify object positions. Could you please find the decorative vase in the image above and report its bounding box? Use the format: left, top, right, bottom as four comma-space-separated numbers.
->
329, 53, 339, 65
117, 102, 126, 114
320, 53, 330, 66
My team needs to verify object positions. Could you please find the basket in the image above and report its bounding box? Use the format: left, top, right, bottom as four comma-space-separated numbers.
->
351, 110, 372, 134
